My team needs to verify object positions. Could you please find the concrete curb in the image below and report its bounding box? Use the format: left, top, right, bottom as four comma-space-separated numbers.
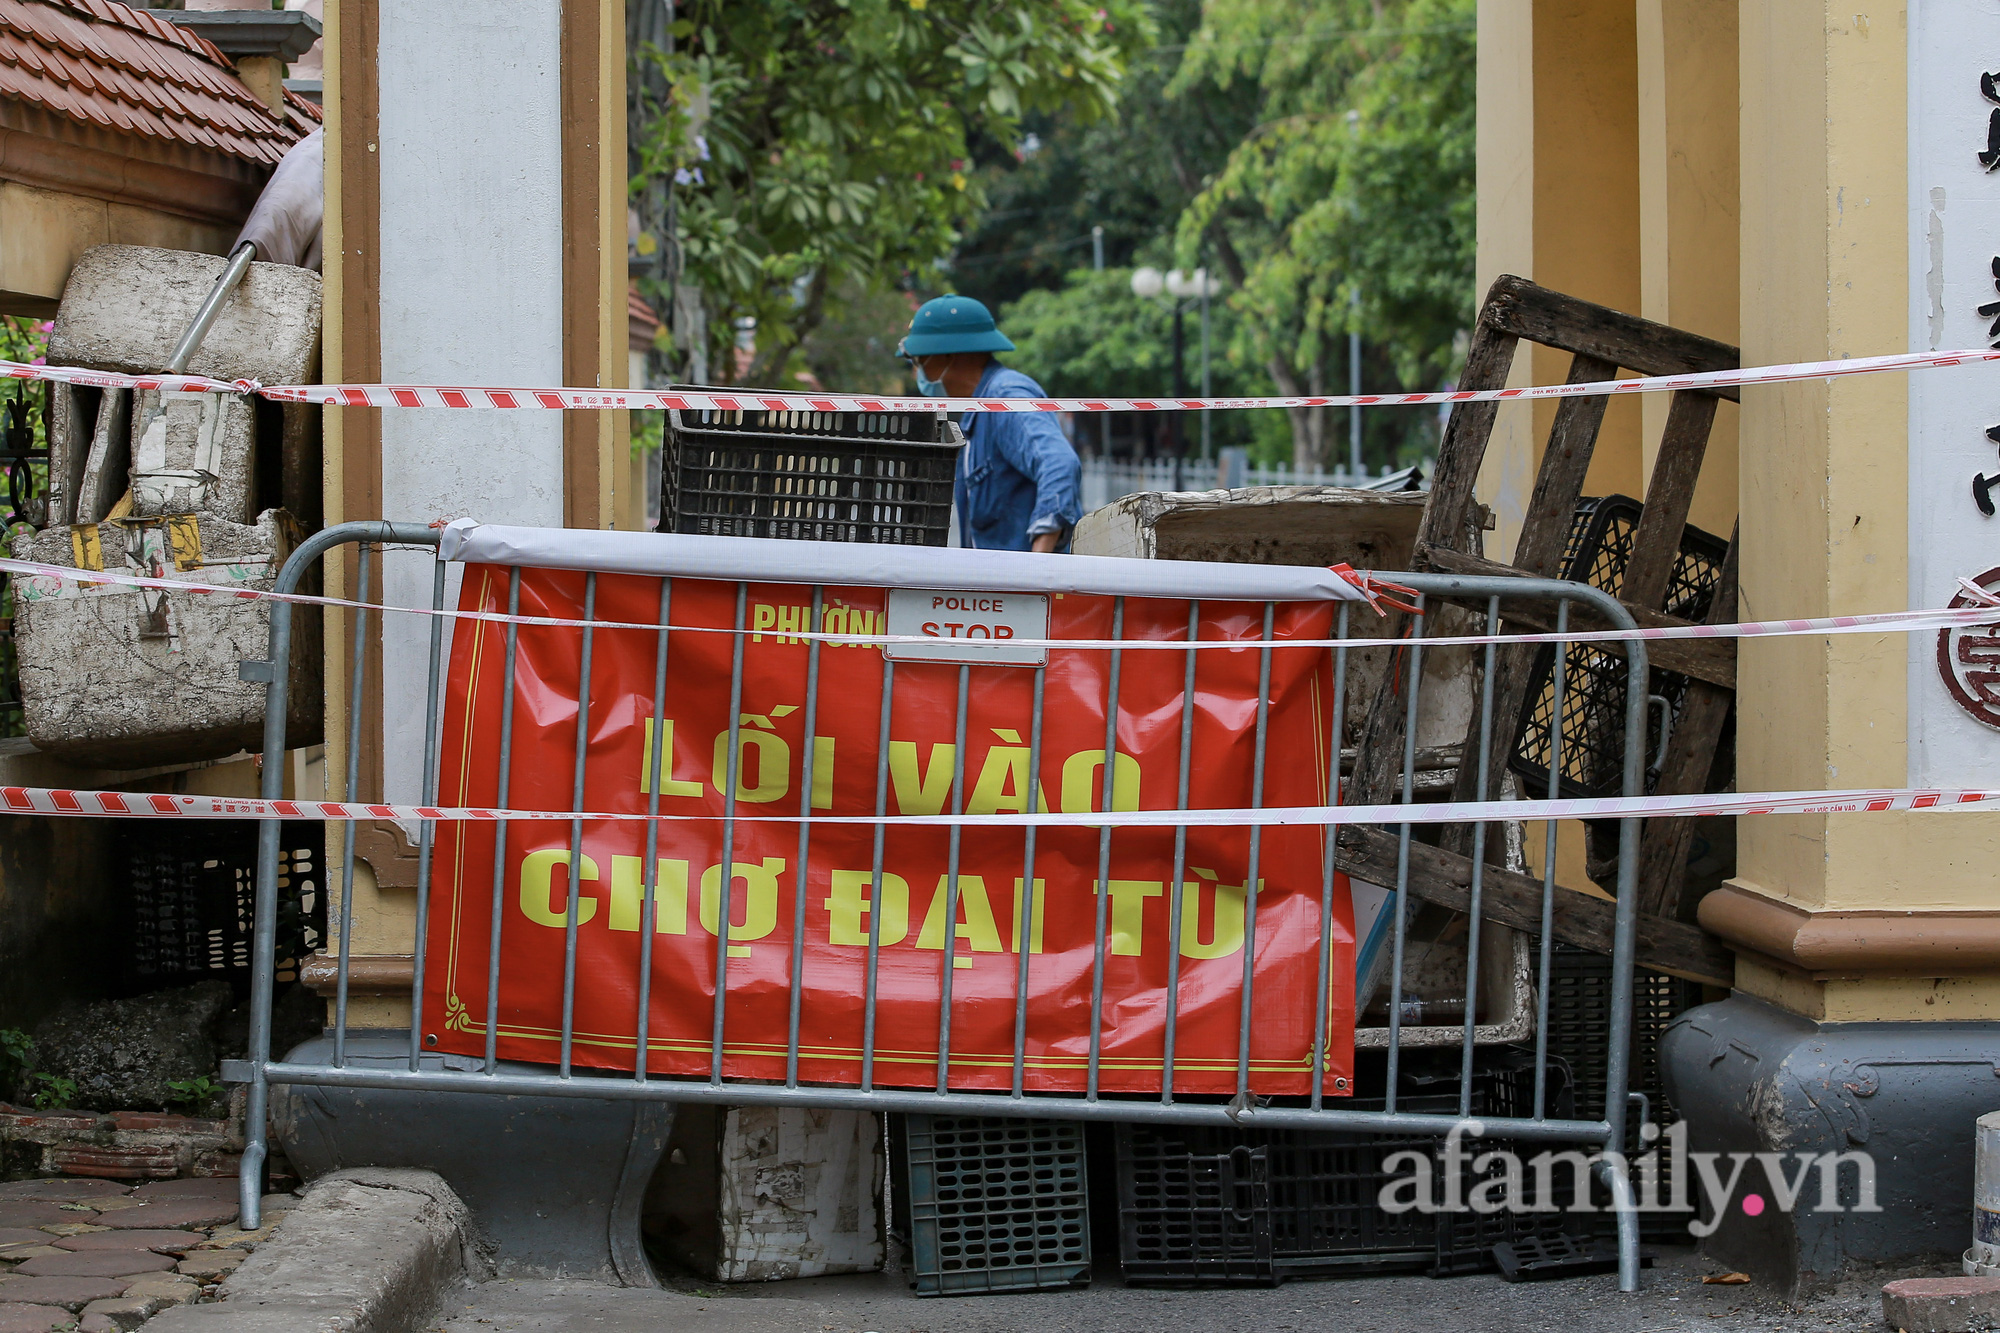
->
135, 1169, 485, 1333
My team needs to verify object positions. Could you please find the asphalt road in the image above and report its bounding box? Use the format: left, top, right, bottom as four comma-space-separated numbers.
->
432, 1247, 1937, 1333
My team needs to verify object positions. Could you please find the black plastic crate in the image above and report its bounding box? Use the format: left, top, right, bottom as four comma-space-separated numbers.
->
1509, 495, 1732, 801
124, 820, 323, 991
901, 1114, 1090, 1296
1429, 1054, 1583, 1276
1541, 942, 1703, 1242
1117, 1053, 1578, 1286
661, 395, 962, 545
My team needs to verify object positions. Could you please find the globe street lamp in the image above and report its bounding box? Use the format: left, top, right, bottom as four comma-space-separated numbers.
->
1130, 266, 1223, 471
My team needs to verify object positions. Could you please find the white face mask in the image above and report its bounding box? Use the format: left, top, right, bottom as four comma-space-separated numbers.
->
914, 359, 946, 396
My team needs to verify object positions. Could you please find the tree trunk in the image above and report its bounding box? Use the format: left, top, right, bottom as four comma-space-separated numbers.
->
1305, 353, 1327, 470
744, 266, 830, 387
1268, 355, 1314, 471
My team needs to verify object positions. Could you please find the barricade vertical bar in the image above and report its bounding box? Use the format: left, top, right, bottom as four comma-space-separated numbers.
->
483, 569, 523, 1075
1085, 597, 1126, 1101
558, 572, 598, 1078
1458, 594, 1503, 1114
1384, 593, 1427, 1114
1159, 600, 1200, 1105
406, 556, 449, 1075
711, 583, 749, 1084
1532, 598, 1569, 1119
635, 577, 673, 1083
786, 588, 825, 1088
1310, 602, 1350, 1111
1009, 663, 1047, 1099
1606, 610, 1650, 1292
934, 664, 972, 1093
331, 544, 372, 1069
861, 657, 895, 1092
245, 521, 439, 1233
1233, 603, 1276, 1101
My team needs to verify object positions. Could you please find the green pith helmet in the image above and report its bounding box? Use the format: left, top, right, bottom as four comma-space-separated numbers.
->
896, 294, 1016, 357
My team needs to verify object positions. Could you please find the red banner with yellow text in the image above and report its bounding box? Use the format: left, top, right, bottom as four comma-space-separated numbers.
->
420, 566, 1355, 1095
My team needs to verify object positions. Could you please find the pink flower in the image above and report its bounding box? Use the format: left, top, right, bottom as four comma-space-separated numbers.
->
35, 321, 51, 333
31, 356, 45, 365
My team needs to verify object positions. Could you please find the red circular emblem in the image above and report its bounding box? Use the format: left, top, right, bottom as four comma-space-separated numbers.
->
1936, 566, 2000, 730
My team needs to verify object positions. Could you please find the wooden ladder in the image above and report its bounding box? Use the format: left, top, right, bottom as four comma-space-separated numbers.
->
1342, 274, 1738, 986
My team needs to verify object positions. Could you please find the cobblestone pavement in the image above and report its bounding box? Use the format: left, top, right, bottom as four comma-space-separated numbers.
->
0, 1176, 287, 1333
435, 1246, 1951, 1333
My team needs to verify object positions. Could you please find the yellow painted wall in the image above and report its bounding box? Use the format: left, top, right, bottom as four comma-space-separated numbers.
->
1734, 2, 1916, 917
1478, 0, 1647, 899
1476, 0, 1647, 563
0, 182, 233, 318
1636, 0, 1739, 536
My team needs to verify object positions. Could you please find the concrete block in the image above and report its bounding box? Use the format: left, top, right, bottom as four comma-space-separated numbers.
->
11, 510, 321, 767
49, 245, 321, 387
1883, 1275, 2000, 1331
47, 381, 87, 527
203, 1169, 480, 1333
651, 1104, 884, 1282
129, 391, 257, 524
63, 386, 132, 528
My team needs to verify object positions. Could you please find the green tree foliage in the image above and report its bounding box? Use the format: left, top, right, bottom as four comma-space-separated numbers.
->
633, 0, 1153, 385
999, 266, 1289, 458
948, 0, 1252, 311
1172, 0, 1475, 467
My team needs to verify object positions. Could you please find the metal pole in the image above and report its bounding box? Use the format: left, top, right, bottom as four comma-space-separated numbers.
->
1348, 289, 1362, 478
1199, 272, 1213, 461
241, 519, 439, 1232
1171, 301, 1186, 478
1094, 226, 1110, 461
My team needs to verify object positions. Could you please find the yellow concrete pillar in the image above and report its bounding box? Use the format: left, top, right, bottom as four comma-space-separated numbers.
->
1635, 0, 1739, 535
1477, 0, 1647, 895
1476, 0, 1646, 562
1712, 3, 2000, 1020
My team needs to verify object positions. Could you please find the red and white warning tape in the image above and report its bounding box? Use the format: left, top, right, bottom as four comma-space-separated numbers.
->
3, 783, 1997, 828
4, 556, 1997, 655
7, 345, 2000, 415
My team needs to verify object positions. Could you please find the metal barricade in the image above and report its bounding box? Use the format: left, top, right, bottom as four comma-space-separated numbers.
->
235, 520, 1649, 1289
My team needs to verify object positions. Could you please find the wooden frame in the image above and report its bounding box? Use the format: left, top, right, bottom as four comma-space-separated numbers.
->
1343, 275, 1738, 986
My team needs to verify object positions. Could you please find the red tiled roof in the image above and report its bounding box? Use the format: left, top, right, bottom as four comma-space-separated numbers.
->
629, 286, 661, 351
0, 0, 311, 166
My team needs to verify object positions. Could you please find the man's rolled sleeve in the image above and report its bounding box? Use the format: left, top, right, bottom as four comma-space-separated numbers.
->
989, 411, 1082, 539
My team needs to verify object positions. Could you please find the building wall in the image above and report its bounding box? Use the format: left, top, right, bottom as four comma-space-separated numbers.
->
319, 0, 628, 1028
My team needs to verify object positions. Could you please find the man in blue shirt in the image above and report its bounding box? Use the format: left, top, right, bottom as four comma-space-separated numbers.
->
897, 295, 1082, 552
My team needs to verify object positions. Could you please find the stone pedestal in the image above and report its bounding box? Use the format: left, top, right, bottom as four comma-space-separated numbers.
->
1660, 994, 2000, 1298
268, 1034, 669, 1286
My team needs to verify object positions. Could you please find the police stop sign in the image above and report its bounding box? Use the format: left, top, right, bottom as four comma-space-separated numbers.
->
884, 588, 1050, 666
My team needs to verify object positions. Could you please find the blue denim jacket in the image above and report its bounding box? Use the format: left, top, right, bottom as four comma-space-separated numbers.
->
954, 363, 1083, 551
